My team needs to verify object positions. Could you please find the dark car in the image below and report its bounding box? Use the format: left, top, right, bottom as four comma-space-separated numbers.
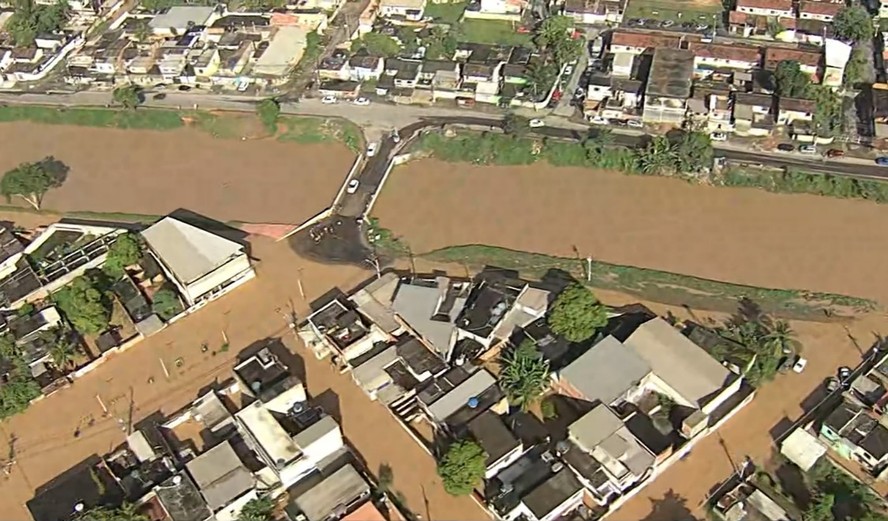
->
177, 85, 191, 91
838, 366, 852, 388
826, 149, 844, 158
153, 93, 166, 100
876, 157, 888, 166
777, 143, 795, 152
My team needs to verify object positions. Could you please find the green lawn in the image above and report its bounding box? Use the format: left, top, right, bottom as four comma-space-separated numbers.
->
456, 19, 533, 46
0, 105, 184, 130
425, 1, 467, 24
623, 0, 722, 24
277, 116, 362, 152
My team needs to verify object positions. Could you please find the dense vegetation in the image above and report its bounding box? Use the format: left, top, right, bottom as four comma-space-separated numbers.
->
721, 167, 888, 203
0, 335, 41, 420
7, 0, 68, 47
53, 273, 111, 335
499, 339, 550, 410
437, 440, 487, 496
547, 283, 609, 343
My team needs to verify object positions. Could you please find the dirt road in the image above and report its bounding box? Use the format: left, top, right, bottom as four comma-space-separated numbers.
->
0, 123, 354, 224
374, 160, 888, 303
0, 232, 486, 521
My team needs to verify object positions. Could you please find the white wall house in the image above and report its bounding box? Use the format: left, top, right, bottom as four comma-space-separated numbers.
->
379, 0, 427, 20
141, 216, 256, 308
735, 0, 794, 18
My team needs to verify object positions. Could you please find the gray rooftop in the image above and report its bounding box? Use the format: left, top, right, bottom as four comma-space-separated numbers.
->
148, 6, 215, 29
646, 48, 694, 99
559, 335, 651, 404
185, 441, 253, 511
290, 464, 370, 521
569, 404, 623, 450
521, 469, 582, 520
427, 369, 497, 422
154, 473, 212, 521
293, 415, 339, 449
624, 318, 731, 407
142, 217, 244, 285
392, 280, 466, 357
467, 411, 521, 467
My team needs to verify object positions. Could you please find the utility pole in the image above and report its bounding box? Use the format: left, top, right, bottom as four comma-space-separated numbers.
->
586, 257, 592, 282
296, 266, 306, 302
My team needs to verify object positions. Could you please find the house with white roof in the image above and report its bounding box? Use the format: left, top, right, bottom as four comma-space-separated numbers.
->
141, 216, 255, 308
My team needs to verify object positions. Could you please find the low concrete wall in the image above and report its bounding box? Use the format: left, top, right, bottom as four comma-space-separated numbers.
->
462, 10, 522, 21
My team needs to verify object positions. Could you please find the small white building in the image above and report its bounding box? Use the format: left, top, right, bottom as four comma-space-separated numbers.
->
735, 0, 794, 19
379, 0, 427, 20
141, 216, 256, 308
148, 6, 217, 36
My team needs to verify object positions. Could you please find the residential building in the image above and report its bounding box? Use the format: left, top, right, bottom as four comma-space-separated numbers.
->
691, 86, 734, 132
141, 216, 256, 308
609, 30, 681, 55
777, 97, 816, 124
735, 0, 794, 18
764, 47, 821, 77
819, 394, 888, 474
476, 0, 527, 16
233, 346, 306, 413
611, 52, 634, 77
383, 58, 422, 89
732, 92, 775, 137
27, 456, 126, 521
349, 336, 447, 409
711, 473, 799, 521
306, 298, 390, 361
185, 441, 256, 519
318, 50, 350, 80
586, 74, 612, 102
379, 0, 427, 20
824, 38, 852, 88
642, 48, 695, 126
390, 276, 471, 360
799, 0, 843, 21
465, 411, 525, 479
149, 6, 217, 36
284, 464, 372, 521
795, 18, 835, 45
780, 428, 827, 472
563, 0, 625, 24
416, 366, 505, 430
688, 42, 760, 71
486, 447, 585, 521
347, 55, 384, 81
154, 472, 214, 521
235, 398, 346, 489
454, 277, 549, 352
252, 26, 308, 78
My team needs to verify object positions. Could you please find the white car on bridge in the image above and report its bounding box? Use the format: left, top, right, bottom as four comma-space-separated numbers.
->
346, 179, 360, 194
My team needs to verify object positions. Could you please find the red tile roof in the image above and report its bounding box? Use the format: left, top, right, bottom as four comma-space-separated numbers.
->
799, 0, 843, 16
736, 0, 792, 11
764, 46, 822, 68
728, 10, 750, 25
610, 30, 682, 51
688, 42, 761, 64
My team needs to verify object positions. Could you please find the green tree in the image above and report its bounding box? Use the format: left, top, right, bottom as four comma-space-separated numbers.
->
809, 85, 843, 138
1, 158, 67, 210
152, 288, 182, 321
77, 504, 147, 521
525, 59, 557, 100
104, 233, 142, 278
803, 493, 835, 521
353, 33, 401, 58
133, 20, 150, 42
53, 275, 111, 335
832, 4, 874, 42
534, 16, 581, 66
238, 496, 274, 521
547, 283, 608, 343
397, 26, 419, 55
774, 60, 811, 98
425, 26, 457, 60
0, 358, 41, 419
671, 130, 713, 173
41, 325, 78, 369
499, 339, 550, 410
844, 48, 868, 86
113, 85, 142, 109
502, 113, 530, 137
637, 135, 677, 175
256, 98, 281, 135
7, 0, 69, 47
378, 463, 394, 491
437, 440, 487, 496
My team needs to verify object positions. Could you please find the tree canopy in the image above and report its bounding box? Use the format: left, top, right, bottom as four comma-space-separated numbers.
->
720, 302, 798, 386
774, 60, 811, 98
53, 274, 111, 335
499, 339, 550, 410
809, 85, 843, 138
525, 59, 557, 100
257, 98, 281, 134
113, 85, 142, 110
7, 0, 69, 47
353, 33, 400, 58
844, 48, 869, 86
1, 157, 67, 210
424, 26, 458, 60
152, 288, 182, 321
637, 135, 677, 175
0, 334, 41, 420
832, 4, 874, 42
104, 233, 142, 278
547, 283, 608, 343
437, 440, 487, 496
502, 113, 531, 137
238, 496, 274, 521
670, 130, 714, 173
76, 504, 147, 521
534, 16, 581, 66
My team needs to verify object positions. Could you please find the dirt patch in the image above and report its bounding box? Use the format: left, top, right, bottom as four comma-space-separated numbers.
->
0, 122, 355, 224
374, 160, 888, 304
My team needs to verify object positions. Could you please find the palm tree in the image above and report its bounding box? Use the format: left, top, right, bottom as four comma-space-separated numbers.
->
78, 504, 146, 521
43, 326, 77, 369
525, 60, 556, 100
584, 128, 614, 161
499, 340, 550, 411
637, 136, 676, 175
764, 320, 796, 355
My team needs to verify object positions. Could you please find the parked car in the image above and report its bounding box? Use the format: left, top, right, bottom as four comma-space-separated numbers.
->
353, 97, 370, 106
590, 116, 610, 125
153, 93, 166, 100
793, 357, 808, 373
177, 85, 191, 91
777, 143, 795, 152
346, 179, 360, 194
876, 157, 888, 166
529, 119, 545, 128
710, 132, 727, 142
826, 149, 844, 158
321, 95, 337, 104
838, 366, 852, 388
391, 130, 401, 143
627, 119, 644, 128
366, 142, 378, 157
799, 144, 817, 154
660, 19, 675, 28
